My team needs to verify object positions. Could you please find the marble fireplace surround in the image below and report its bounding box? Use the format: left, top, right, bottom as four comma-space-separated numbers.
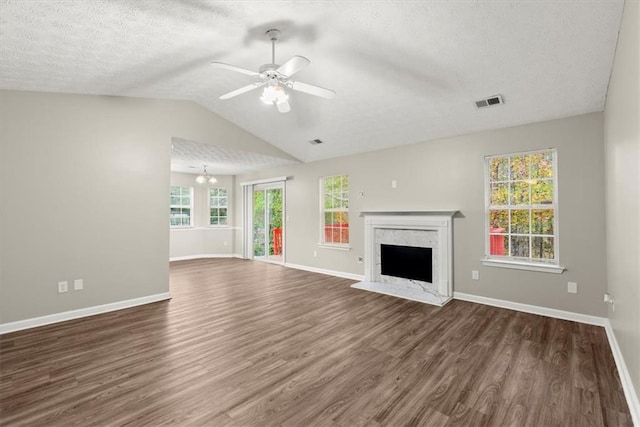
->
351, 211, 456, 306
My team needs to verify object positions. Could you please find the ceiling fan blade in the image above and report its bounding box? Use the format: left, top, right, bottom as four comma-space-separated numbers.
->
276, 99, 291, 113
219, 82, 264, 100
211, 62, 259, 76
276, 56, 310, 78
290, 81, 336, 99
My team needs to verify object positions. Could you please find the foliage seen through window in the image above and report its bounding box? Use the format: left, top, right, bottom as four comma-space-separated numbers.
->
322, 175, 349, 245
487, 150, 557, 263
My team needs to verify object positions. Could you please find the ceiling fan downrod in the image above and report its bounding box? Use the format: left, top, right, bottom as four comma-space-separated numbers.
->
265, 29, 280, 65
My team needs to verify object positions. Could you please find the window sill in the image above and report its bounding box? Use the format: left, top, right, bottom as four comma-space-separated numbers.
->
171, 226, 231, 230
481, 258, 565, 274
317, 243, 352, 251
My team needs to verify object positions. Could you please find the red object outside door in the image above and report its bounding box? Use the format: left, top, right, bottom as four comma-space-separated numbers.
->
272, 228, 283, 255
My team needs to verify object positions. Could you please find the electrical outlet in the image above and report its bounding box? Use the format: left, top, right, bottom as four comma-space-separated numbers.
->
472, 270, 479, 280
313, 250, 318, 257
58, 281, 68, 293
74, 279, 83, 291
223, 241, 228, 246
567, 282, 577, 294
357, 256, 364, 263
391, 180, 397, 189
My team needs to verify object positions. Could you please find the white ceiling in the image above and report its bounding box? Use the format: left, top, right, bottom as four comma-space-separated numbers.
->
171, 137, 298, 175
0, 0, 624, 170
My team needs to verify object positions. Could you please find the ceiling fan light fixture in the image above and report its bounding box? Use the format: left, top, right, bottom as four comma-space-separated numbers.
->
260, 84, 288, 105
213, 28, 334, 112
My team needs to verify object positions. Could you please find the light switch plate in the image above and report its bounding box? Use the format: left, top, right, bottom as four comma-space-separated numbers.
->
74, 279, 83, 291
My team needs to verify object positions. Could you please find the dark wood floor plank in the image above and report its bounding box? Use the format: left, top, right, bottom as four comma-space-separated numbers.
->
0, 258, 632, 426
464, 311, 526, 419
445, 402, 489, 426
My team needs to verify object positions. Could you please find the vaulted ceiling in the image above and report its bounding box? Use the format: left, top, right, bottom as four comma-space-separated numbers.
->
0, 0, 624, 171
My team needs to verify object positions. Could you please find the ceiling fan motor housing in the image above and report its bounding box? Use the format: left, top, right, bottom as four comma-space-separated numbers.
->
259, 64, 280, 74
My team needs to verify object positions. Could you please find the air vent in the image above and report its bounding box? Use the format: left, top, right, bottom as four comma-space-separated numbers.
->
309, 139, 323, 145
475, 95, 504, 109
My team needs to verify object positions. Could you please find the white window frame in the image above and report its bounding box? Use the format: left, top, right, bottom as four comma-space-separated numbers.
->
319, 174, 350, 249
482, 149, 565, 273
170, 186, 193, 228
209, 187, 229, 227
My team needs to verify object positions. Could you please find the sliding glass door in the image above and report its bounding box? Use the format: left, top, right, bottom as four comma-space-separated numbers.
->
252, 183, 284, 264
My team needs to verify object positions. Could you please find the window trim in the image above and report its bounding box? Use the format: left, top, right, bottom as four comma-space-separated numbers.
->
482, 148, 565, 273
319, 174, 350, 248
481, 258, 565, 274
170, 185, 194, 229
208, 187, 229, 228
317, 243, 352, 251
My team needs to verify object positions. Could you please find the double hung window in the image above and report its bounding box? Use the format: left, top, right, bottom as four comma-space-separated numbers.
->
170, 186, 193, 227
484, 149, 562, 272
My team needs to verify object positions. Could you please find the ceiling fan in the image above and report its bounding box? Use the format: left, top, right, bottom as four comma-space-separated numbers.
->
211, 29, 335, 113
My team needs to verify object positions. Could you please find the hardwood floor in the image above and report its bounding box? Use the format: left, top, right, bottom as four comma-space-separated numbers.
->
0, 258, 632, 426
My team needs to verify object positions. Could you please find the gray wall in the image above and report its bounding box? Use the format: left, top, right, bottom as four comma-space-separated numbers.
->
0, 90, 291, 324
169, 172, 236, 259
237, 112, 607, 316
604, 0, 640, 410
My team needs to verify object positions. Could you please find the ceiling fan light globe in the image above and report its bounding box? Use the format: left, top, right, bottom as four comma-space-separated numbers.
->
261, 85, 289, 106
208, 177, 218, 184
276, 94, 289, 105
196, 175, 207, 184
260, 95, 274, 104
260, 86, 278, 104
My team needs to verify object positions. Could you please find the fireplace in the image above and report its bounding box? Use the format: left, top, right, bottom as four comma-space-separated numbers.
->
352, 211, 456, 306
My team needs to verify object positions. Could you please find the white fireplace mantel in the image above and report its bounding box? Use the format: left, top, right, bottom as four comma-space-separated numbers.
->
352, 210, 457, 306
359, 210, 458, 217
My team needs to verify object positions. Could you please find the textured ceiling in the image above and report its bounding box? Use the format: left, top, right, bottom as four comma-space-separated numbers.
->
0, 0, 624, 168
171, 138, 299, 175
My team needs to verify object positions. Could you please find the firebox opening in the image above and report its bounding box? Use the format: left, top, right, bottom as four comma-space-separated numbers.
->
381, 244, 432, 283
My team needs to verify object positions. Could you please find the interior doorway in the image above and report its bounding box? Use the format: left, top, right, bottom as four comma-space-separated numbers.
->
252, 182, 284, 264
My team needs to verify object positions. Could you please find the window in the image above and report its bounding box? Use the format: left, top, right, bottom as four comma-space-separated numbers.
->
170, 186, 193, 227
484, 149, 563, 273
321, 175, 349, 246
209, 188, 228, 226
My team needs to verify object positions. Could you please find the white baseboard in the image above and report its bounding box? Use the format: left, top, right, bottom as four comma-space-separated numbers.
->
0, 292, 172, 335
604, 320, 640, 426
170, 254, 237, 262
284, 262, 364, 281
453, 292, 607, 326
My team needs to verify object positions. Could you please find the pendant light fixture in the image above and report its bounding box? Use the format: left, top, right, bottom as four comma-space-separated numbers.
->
196, 165, 217, 184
